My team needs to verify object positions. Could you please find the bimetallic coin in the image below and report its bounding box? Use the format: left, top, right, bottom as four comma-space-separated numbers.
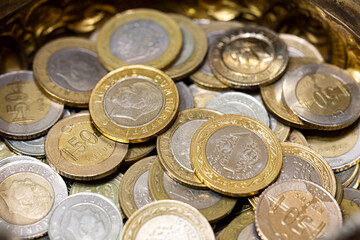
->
280, 34, 324, 61
49, 193, 122, 240
340, 188, 360, 221
283, 63, 360, 130
118, 156, 155, 218
176, 81, 195, 111
120, 200, 215, 240
124, 139, 156, 164
0, 71, 64, 139
33, 37, 108, 107
255, 179, 343, 240
157, 108, 222, 188
4, 135, 45, 158
287, 129, 309, 146
89, 65, 179, 143
97, 9, 182, 70
0, 155, 41, 168
0, 160, 67, 239
335, 163, 359, 187
45, 112, 128, 180
210, 26, 288, 89
0, 139, 16, 159
191, 114, 282, 197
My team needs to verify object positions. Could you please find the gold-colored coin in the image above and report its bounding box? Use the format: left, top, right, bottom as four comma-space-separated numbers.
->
217, 210, 256, 240
164, 14, 208, 80
89, 65, 179, 143
286, 129, 309, 146
190, 114, 282, 197
335, 175, 344, 204
33, 37, 108, 107
348, 167, 360, 189
340, 188, 360, 221
97, 9, 182, 70
157, 108, 223, 188
45, 112, 128, 180
148, 158, 236, 223
335, 163, 359, 187
124, 139, 156, 164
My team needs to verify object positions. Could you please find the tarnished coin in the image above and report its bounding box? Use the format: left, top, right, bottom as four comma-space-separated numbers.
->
120, 200, 215, 240
191, 114, 282, 197
45, 112, 128, 180
4, 135, 45, 158
340, 188, 360, 221
287, 129, 309, 146
0, 160, 67, 239
0, 71, 64, 139
176, 81, 195, 111
335, 163, 359, 187
255, 179, 342, 240
33, 37, 108, 107
209, 26, 288, 89
165, 14, 207, 80
283, 63, 360, 130
97, 9, 182, 70
0, 155, 41, 168
118, 156, 155, 218
49, 193, 122, 240
89, 65, 179, 143
148, 158, 236, 223
124, 139, 156, 164
0, 139, 16, 160
157, 108, 222, 188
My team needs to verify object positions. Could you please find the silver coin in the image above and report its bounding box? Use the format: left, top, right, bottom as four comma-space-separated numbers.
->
335, 164, 359, 187
176, 81, 195, 111
0, 71, 64, 139
0, 155, 41, 168
205, 92, 270, 126
49, 193, 122, 240
0, 160, 67, 239
4, 135, 45, 157
237, 223, 261, 240
280, 34, 324, 61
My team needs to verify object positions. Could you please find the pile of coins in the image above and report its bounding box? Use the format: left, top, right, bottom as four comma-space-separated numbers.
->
1, 7, 360, 240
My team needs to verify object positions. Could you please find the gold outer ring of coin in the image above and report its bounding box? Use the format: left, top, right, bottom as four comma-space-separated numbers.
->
124, 139, 156, 164
335, 175, 344, 204
216, 210, 255, 240
33, 37, 100, 107
148, 158, 237, 223
164, 14, 208, 80
89, 65, 179, 143
157, 108, 223, 189
97, 8, 182, 70
341, 163, 360, 187
190, 114, 283, 197
45, 112, 128, 180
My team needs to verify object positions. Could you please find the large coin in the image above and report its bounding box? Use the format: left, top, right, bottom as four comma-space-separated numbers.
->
120, 200, 215, 240
4, 135, 45, 158
340, 188, 360, 221
280, 34, 324, 61
89, 65, 179, 143
335, 163, 359, 187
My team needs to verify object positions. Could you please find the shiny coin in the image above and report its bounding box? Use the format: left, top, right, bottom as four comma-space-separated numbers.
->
124, 139, 156, 164
97, 9, 182, 70
340, 188, 360, 221
4, 135, 45, 158
45, 112, 128, 180
165, 14, 207, 80
0, 160, 67, 239
335, 163, 359, 187
176, 81, 195, 111
120, 200, 215, 240
283, 63, 360, 130
191, 114, 282, 197
0, 71, 64, 139
280, 34, 324, 61
89, 65, 179, 143
49, 193, 122, 240
348, 167, 360, 189
0, 155, 41, 168
148, 158, 236, 223
255, 179, 342, 240
209, 26, 288, 89
157, 108, 222, 188
287, 129, 309, 146
33, 37, 108, 107
118, 156, 155, 218
0, 139, 16, 160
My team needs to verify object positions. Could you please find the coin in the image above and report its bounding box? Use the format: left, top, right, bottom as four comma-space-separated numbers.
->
190, 21, 243, 90
97, 9, 182, 70
176, 81, 195, 111
346, 68, 360, 85
348, 168, 360, 189
48, 193, 122, 240
33, 37, 108, 107
340, 188, 360, 221
191, 114, 282, 197
189, 83, 223, 107
89, 65, 179, 143
124, 139, 156, 164
0, 71, 64, 139
0, 160, 68, 239
0, 155, 41, 168
269, 114, 290, 142
282, 63, 360, 130
255, 179, 342, 240
0, 138, 16, 160
287, 129, 309, 146
118, 156, 155, 218
4, 135, 45, 158
120, 200, 215, 240
334, 175, 344, 204
45, 112, 128, 180
165, 14, 208, 80
210, 26, 288, 89
157, 108, 222, 188
335, 163, 359, 187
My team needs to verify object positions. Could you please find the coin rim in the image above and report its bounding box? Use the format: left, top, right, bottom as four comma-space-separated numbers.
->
216, 210, 255, 240
4, 136, 45, 158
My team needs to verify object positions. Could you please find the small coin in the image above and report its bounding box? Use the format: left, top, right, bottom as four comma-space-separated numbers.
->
0, 71, 64, 139
283, 63, 360, 130
165, 14, 208, 80
45, 112, 128, 180
124, 139, 156, 164
118, 156, 155, 218
89, 65, 179, 143
348, 167, 360, 189
209, 26, 288, 89
340, 188, 360, 221
120, 200, 215, 240
0, 138, 16, 160
0, 155, 41, 168
0, 160, 68, 239
255, 179, 342, 240
176, 81, 195, 111
191, 114, 282, 197
157, 108, 222, 188
335, 163, 359, 187
286, 129, 309, 146
97, 9, 182, 70
4, 135, 45, 158
49, 193, 122, 240
33, 37, 108, 107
